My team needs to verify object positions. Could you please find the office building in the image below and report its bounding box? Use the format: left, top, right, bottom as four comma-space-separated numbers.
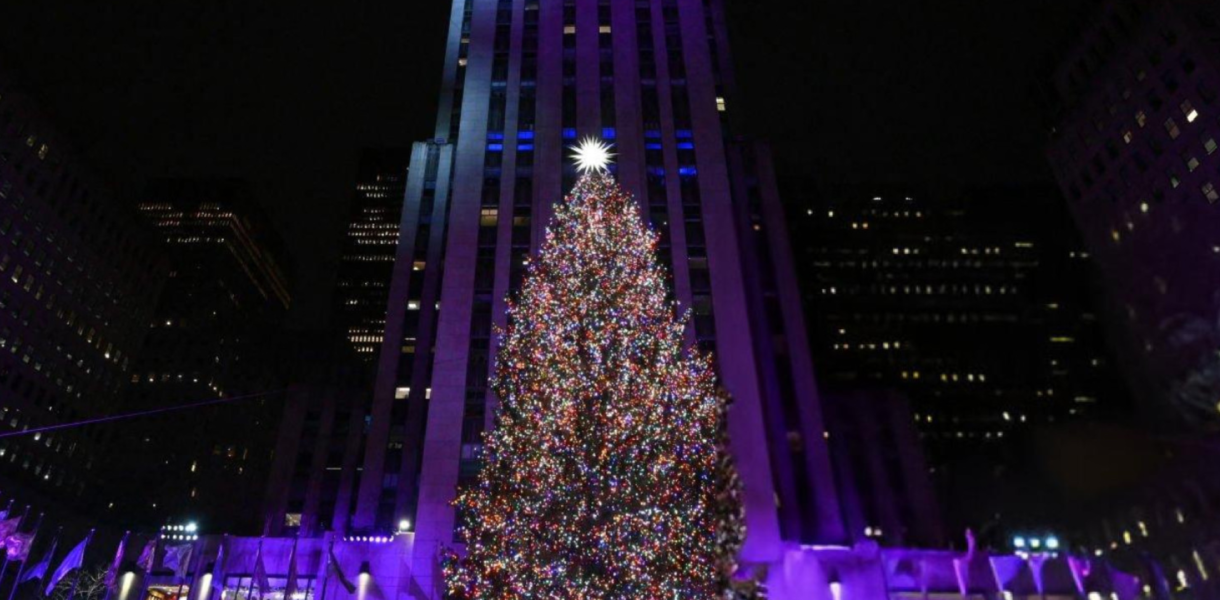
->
790, 185, 1129, 534
0, 67, 164, 507
114, 178, 293, 532
334, 149, 410, 358
1044, 0, 1220, 431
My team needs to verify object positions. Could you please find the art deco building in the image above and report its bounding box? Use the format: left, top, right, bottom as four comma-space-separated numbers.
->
0, 68, 164, 507
341, 0, 840, 591
333, 150, 410, 358
1044, 0, 1220, 431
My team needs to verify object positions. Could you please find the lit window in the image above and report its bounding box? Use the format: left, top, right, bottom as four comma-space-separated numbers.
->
1122, 130, 1133, 144
1204, 137, 1218, 155
285, 513, 302, 527
395, 387, 410, 400
1165, 118, 1181, 139
598, 25, 611, 34
715, 97, 727, 112
1181, 99, 1199, 122
1203, 182, 1219, 203
480, 208, 499, 227
1135, 110, 1147, 127
564, 25, 576, 35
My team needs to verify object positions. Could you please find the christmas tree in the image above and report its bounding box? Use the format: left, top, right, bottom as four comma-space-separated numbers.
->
444, 139, 748, 599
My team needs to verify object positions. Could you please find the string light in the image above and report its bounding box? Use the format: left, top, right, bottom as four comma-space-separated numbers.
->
444, 171, 746, 599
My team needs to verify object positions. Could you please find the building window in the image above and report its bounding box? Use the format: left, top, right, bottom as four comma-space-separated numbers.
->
716, 97, 727, 112
1164, 118, 1180, 139
1204, 136, 1217, 155
480, 208, 499, 227
1203, 182, 1219, 203
1181, 99, 1199, 123
285, 513, 302, 527
1135, 110, 1147, 127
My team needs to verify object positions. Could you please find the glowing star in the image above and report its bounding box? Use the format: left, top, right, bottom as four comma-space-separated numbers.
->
570, 137, 615, 173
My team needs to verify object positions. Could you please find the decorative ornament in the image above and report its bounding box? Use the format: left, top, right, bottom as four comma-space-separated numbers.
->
570, 137, 615, 173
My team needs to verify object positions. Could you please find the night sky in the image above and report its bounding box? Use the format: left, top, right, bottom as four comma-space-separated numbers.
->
0, 1, 1090, 327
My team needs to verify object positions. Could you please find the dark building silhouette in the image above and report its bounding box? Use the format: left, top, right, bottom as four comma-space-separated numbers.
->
789, 184, 1129, 535
0, 67, 165, 508
1044, 0, 1220, 431
110, 178, 293, 532
333, 150, 410, 359
261, 330, 370, 538
823, 388, 945, 549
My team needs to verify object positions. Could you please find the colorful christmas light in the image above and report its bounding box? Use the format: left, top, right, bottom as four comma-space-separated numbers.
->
444, 170, 748, 599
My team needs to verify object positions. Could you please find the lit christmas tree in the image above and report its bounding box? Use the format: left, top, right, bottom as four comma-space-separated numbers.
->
444, 139, 750, 599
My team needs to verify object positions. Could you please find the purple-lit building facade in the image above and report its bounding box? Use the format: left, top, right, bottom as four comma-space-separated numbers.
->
355, 0, 840, 586
1045, 0, 1220, 431
182, 0, 1186, 595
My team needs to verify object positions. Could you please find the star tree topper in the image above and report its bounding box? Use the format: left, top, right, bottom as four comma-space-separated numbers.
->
570, 137, 615, 173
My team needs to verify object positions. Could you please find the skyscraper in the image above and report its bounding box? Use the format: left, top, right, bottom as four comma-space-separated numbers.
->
115, 178, 294, 531
334, 150, 410, 358
353, 0, 839, 589
789, 185, 1129, 534
1044, 0, 1220, 431
0, 67, 165, 507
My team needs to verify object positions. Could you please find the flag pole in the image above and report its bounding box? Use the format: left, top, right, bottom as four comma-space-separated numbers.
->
138, 535, 159, 600
7, 521, 53, 600
0, 502, 17, 577
317, 539, 331, 600
102, 531, 131, 600
206, 535, 226, 600
4, 512, 40, 600
65, 530, 95, 600
0, 506, 30, 588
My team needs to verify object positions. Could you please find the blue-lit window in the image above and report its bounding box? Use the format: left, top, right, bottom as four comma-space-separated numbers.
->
562, 128, 578, 139
487, 143, 504, 152
602, 127, 617, 139
676, 129, 693, 139
679, 167, 698, 177
645, 143, 663, 150
487, 132, 505, 140
676, 142, 695, 150
645, 130, 662, 139
518, 144, 535, 152
517, 131, 535, 140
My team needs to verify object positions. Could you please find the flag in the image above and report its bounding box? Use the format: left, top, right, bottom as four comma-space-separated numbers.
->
6, 533, 34, 561
284, 540, 299, 599
210, 539, 227, 594
136, 539, 157, 572
0, 517, 21, 545
22, 537, 57, 583
104, 533, 129, 591
328, 547, 355, 594
252, 545, 271, 597
163, 544, 194, 580
46, 533, 90, 596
